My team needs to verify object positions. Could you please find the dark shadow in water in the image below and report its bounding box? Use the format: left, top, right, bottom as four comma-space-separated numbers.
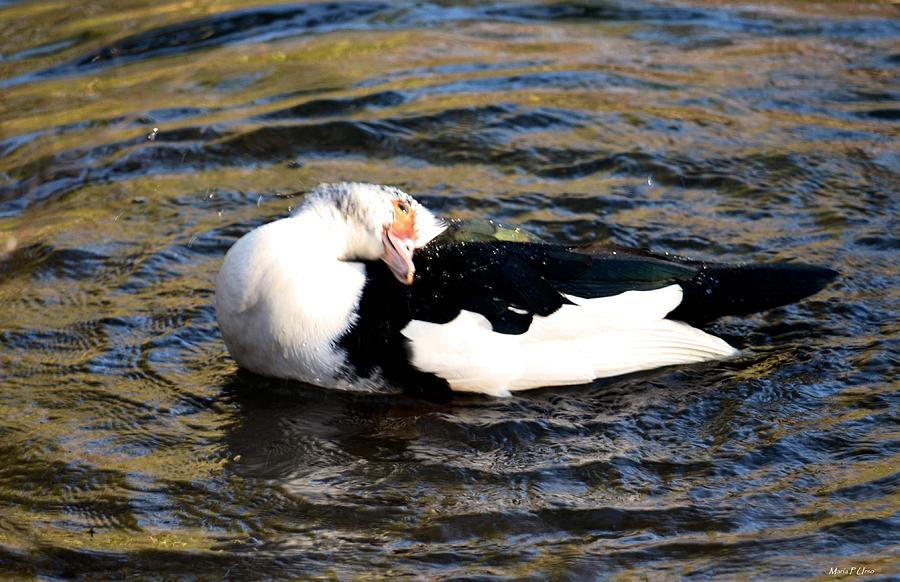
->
4, 3, 388, 87
0, 544, 245, 580
484, 2, 707, 23
193, 366, 754, 575
217, 364, 720, 481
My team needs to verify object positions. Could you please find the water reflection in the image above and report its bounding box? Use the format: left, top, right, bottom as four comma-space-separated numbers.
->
0, 0, 897, 578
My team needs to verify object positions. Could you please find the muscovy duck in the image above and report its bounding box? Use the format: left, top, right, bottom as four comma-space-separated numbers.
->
216, 182, 836, 397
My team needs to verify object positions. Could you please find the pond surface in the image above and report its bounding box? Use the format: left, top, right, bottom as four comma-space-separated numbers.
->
1, 0, 898, 579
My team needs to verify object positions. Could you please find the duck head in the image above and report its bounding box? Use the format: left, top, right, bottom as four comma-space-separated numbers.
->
300, 183, 445, 285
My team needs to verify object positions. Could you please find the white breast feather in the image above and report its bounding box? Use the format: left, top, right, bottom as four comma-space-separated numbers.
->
400, 285, 738, 397
216, 217, 366, 386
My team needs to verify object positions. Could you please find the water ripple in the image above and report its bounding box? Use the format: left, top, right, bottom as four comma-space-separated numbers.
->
0, 0, 897, 578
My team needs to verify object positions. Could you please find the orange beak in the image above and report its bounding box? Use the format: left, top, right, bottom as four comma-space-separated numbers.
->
382, 200, 416, 285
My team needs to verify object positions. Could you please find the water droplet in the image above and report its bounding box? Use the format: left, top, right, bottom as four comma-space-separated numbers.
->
146, 127, 159, 141
646, 176, 653, 187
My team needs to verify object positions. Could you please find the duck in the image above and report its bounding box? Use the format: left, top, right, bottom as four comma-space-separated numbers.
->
215, 182, 837, 397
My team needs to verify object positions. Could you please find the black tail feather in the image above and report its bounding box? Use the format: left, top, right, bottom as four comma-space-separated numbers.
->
668, 263, 838, 325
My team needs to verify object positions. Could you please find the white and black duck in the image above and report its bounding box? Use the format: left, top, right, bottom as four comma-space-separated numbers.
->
216, 182, 837, 397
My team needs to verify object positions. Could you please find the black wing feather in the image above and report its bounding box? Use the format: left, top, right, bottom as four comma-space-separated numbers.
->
338, 234, 836, 393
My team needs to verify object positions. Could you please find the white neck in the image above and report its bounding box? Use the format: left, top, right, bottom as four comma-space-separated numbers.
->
292, 201, 359, 262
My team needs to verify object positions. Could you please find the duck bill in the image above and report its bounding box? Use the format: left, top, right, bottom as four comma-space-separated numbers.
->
382, 228, 416, 285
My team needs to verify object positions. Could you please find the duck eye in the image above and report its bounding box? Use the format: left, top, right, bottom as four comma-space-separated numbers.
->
397, 201, 410, 215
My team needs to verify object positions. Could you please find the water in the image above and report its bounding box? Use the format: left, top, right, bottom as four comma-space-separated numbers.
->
1, 0, 897, 578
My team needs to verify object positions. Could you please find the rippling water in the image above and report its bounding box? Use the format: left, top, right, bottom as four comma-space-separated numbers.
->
1, 0, 898, 578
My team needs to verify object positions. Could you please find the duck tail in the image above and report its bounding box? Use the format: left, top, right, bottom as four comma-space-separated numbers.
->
668, 262, 838, 325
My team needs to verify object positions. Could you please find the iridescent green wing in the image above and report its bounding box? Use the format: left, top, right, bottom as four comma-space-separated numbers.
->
437, 218, 544, 244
